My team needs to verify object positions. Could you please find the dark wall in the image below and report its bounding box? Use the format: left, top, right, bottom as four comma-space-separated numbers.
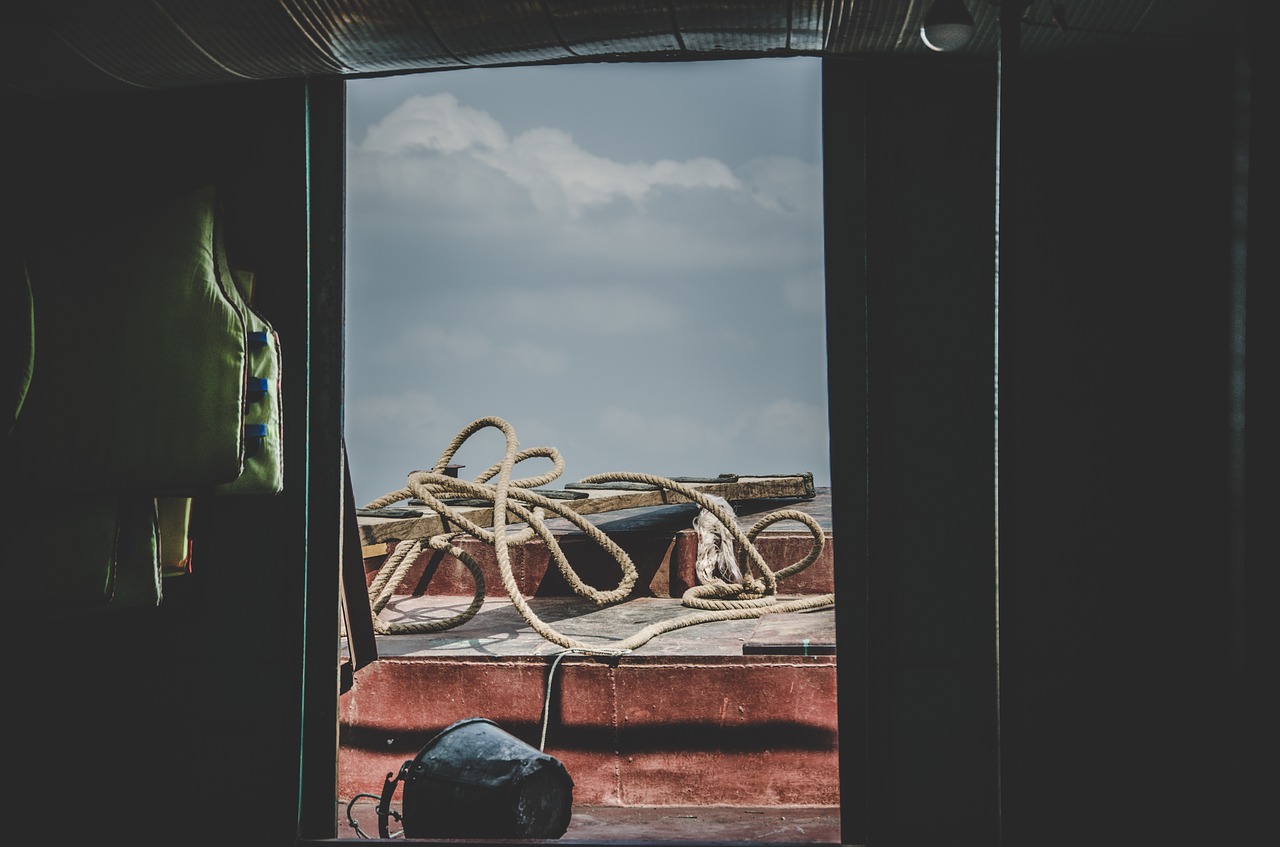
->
825, 37, 1249, 847
0, 38, 1259, 847
2, 82, 312, 845
826, 57, 1000, 845
999, 59, 1235, 846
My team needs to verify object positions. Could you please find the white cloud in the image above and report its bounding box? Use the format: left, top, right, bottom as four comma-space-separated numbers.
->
355, 93, 743, 220
359, 93, 507, 155
476, 126, 742, 218
347, 142, 532, 223
741, 155, 823, 215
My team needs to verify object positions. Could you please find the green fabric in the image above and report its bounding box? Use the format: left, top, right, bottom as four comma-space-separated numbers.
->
213, 267, 284, 495
157, 495, 193, 577
110, 494, 163, 609
12, 185, 248, 492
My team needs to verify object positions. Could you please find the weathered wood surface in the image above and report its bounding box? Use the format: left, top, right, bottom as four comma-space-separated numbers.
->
356, 474, 815, 548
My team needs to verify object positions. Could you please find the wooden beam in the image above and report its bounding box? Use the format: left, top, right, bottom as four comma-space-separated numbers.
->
356, 473, 816, 546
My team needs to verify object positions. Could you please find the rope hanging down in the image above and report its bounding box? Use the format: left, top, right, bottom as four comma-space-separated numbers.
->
360, 416, 834, 653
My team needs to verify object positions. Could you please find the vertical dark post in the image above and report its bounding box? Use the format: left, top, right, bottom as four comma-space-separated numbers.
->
821, 56, 870, 847
298, 76, 347, 841
1230, 2, 1263, 842
994, 4, 1023, 845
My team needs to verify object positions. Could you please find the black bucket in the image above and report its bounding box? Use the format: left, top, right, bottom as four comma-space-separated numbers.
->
379, 717, 574, 839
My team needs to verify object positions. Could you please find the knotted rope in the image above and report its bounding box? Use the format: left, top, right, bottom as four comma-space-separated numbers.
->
360, 416, 834, 652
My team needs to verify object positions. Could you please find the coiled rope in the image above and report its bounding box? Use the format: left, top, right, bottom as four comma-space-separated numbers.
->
360, 416, 834, 652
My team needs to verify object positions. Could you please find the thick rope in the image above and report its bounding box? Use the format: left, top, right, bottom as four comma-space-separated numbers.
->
361, 416, 833, 651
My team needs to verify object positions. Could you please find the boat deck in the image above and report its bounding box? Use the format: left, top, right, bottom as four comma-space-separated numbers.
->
340, 486, 841, 842
365, 593, 836, 659
340, 800, 843, 842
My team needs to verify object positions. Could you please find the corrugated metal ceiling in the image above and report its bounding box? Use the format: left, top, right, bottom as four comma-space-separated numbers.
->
0, 1, 1238, 100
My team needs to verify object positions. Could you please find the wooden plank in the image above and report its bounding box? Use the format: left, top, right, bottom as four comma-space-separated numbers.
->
356, 473, 815, 546
742, 609, 837, 656
340, 446, 378, 678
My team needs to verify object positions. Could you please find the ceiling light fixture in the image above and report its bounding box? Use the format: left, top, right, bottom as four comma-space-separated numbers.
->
920, 0, 976, 52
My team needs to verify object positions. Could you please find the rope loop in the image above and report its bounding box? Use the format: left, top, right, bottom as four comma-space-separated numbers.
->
361, 417, 833, 650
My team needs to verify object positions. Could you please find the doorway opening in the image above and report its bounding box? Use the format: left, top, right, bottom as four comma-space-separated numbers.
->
340, 57, 837, 842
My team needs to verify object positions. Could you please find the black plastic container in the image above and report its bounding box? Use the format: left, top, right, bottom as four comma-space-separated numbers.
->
379, 717, 574, 839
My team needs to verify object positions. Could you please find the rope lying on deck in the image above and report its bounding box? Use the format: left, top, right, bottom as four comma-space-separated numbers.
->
360, 416, 834, 652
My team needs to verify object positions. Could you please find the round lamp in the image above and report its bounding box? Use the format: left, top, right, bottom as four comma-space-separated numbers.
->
921, 0, 976, 52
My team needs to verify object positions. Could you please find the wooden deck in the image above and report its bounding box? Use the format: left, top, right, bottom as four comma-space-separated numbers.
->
356, 472, 818, 549
339, 484, 840, 830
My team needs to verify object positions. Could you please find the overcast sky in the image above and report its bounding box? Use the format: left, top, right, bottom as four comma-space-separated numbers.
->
343, 58, 829, 508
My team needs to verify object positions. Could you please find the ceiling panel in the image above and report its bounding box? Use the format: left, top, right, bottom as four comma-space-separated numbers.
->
0, 1, 1240, 100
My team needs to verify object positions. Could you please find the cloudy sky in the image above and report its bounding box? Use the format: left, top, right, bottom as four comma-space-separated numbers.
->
343, 58, 829, 508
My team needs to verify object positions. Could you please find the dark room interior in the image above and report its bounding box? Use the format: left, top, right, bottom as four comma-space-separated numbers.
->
1, 2, 1268, 845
